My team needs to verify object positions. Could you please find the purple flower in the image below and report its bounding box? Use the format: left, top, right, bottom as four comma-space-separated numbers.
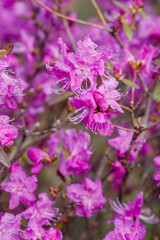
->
108, 129, 142, 162
49, 35, 111, 93
69, 78, 123, 136
108, 129, 133, 158
0, 213, 22, 240
103, 217, 146, 240
22, 193, 59, 226
0, 56, 22, 110
0, 115, 18, 146
27, 147, 52, 174
104, 192, 158, 239
47, 131, 60, 157
59, 129, 92, 176
44, 228, 63, 240
66, 177, 107, 218
153, 156, 160, 189
23, 219, 45, 240
1, 163, 38, 209
153, 155, 160, 169
107, 160, 126, 190
110, 192, 158, 224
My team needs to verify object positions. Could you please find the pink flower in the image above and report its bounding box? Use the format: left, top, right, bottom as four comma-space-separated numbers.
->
108, 129, 142, 162
110, 192, 158, 224
1, 163, 38, 209
69, 78, 123, 136
104, 192, 158, 239
23, 219, 45, 240
44, 228, 63, 240
103, 217, 146, 240
59, 129, 92, 176
22, 193, 59, 226
0, 56, 22, 110
108, 129, 133, 158
107, 160, 126, 190
49, 35, 111, 93
153, 156, 160, 189
27, 147, 51, 174
66, 177, 107, 218
0, 213, 22, 240
0, 115, 18, 146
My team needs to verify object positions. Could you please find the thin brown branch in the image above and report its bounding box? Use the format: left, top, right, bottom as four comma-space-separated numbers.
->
114, 125, 139, 133
32, 0, 110, 31
62, 18, 76, 51
137, 73, 148, 92
135, 72, 160, 110
119, 104, 132, 112
90, 0, 108, 29
62, 0, 75, 14
142, 119, 160, 132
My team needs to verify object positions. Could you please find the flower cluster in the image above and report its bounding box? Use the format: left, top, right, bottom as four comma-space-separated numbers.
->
0, 0, 160, 239
50, 36, 124, 136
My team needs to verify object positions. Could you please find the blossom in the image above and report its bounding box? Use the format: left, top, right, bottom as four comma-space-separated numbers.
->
0, 115, 18, 146
110, 192, 158, 223
1, 163, 38, 209
22, 193, 59, 226
103, 217, 146, 240
108, 129, 142, 162
153, 155, 160, 189
0, 56, 22, 110
49, 35, 111, 93
69, 78, 123, 136
107, 160, 126, 190
23, 219, 45, 240
104, 192, 158, 239
0, 213, 22, 240
66, 177, 107, 218
44, 228, 63, 240
27, 147, 52, 174
59, 129, 92, 176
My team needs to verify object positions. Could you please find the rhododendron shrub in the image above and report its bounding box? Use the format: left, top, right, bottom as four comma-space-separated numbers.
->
0, 0, 160, 239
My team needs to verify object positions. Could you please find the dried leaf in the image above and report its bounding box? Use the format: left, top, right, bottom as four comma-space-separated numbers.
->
120, 78, 140, 89
0, 148, 10, 168
0, 45, 14, 59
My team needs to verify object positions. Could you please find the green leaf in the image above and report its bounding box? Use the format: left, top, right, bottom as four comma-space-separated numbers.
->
113, 0, 129, 17
153, 82, 160, 103
113, 0, 129, 11
150, 115, 159, 122
120, 78, 140, 89
138, 9, 148, 19
122, 22, 133, 41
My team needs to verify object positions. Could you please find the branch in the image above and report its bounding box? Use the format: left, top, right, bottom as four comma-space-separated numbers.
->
114, 125, 139, 133
32, 0, 110, 31
90, 0, 108, 28
135, 72, 160, 110
142, 119, 160, 132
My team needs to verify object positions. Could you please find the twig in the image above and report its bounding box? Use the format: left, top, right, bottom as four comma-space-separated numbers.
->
62, 0, 75, 14
32, 0, 110, 31
114, 125, 139, 133
90, 0, 108, 29
119, 104, 132, 112
135, 72, 160, 110
142, 119, 160, 132
138, 73, 148, 92
62, 19, 76, 51
131, 70, 137, 105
